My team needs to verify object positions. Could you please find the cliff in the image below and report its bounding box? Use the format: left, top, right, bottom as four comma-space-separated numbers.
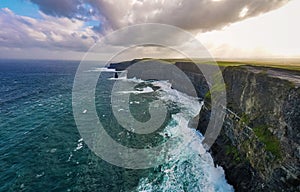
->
205, 66, 299, 191
109, 60, 300, 191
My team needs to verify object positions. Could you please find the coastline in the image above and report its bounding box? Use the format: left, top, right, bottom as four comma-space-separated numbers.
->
109, 59, 300, 192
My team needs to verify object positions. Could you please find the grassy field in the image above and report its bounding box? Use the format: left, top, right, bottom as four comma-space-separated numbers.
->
157, 58, 300, 71
127, 58, 300, 71
215, 60, 300, 71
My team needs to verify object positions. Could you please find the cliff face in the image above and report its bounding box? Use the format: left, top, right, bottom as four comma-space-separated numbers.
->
109, 60, 300, 191
213, 67, 299, 191
180, 64, 300, 192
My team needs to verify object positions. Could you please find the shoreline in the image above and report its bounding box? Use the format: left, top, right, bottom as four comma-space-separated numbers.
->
109, 59, 300, 192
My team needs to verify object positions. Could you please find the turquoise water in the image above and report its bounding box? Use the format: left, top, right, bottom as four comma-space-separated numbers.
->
0, 60, 233, 191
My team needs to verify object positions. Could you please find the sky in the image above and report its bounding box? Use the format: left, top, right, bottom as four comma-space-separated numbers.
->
0, 0, 299, 60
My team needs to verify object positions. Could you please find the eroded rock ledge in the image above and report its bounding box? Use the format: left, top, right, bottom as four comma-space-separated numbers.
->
109, 60, 300, 192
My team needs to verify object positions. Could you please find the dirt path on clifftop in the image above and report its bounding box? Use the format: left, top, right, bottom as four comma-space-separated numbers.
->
244, 66, 300, 87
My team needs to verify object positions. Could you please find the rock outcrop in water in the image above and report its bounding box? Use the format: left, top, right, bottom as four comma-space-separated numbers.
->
109, 60, 300, 192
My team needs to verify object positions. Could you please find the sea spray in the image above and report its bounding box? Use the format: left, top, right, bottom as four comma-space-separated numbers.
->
132, 80, 234, 192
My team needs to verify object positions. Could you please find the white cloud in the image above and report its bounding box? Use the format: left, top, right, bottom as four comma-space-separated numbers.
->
0, 0, 296, 59
196, 0, 300, 58
29, 0, 289, 32
0, 8, 98, 52
90, 0, 288, 32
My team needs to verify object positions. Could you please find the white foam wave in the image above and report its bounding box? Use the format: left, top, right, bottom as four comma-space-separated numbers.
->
87, 68, 116, 72
74, 138, 83, 152
136, 113, 233, 192
153, 80, 202, 118
108, 77, 127, 80
134, 80, 233, 192
117, 87, 154, 94
105, 76, 233, 191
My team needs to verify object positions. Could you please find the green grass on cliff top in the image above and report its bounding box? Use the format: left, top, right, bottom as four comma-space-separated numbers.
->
152, 58, 300, 71
216, 60, 300, 71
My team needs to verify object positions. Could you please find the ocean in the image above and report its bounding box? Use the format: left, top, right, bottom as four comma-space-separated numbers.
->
0, 60, 233, 192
